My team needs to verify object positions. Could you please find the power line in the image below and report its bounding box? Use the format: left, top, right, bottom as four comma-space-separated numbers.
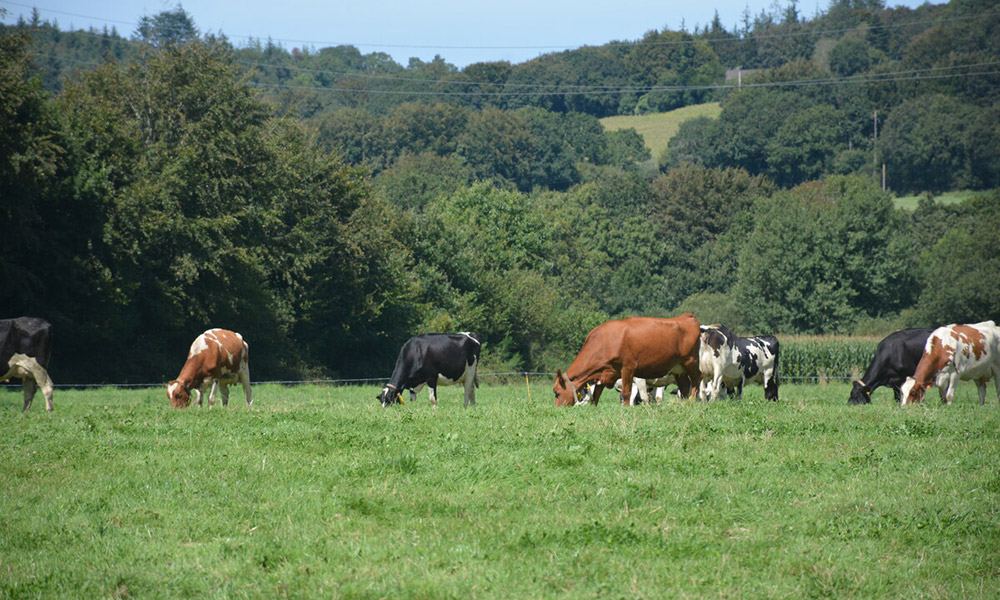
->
247, 68, 1000, 97
1, 0, 991, 54
23, 43, 1000, 96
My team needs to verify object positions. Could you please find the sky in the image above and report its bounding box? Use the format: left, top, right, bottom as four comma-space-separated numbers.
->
1, 0, 944, 68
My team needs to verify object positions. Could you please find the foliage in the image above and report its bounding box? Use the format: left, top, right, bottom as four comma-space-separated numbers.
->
908, 192, 1000, 325
735, 176, 917, 334
880, 94, 1000, 193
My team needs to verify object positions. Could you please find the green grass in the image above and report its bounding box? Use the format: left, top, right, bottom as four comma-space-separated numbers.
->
893, 190, 978, 211
600, 102, 722, 156
2, 383, 999, 598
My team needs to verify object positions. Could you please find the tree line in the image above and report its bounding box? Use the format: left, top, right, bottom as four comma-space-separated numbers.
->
1, 2, 998, 384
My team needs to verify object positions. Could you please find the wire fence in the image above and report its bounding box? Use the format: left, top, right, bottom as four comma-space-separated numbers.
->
1, 372, 856, 391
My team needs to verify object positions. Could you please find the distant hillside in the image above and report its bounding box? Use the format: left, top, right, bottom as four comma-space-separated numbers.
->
600, 103, 722, 157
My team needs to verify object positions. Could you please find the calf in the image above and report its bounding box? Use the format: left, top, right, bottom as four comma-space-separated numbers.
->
0, 317, 54, 412
167, 329, 252, 408
377, 332, 481, 408
849, 328, 934, 404
900, 321, 1000, 406
698, 325, 780, 401
579, 375, 678, 405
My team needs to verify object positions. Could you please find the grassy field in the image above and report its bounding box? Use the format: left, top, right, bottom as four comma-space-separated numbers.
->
600, 103, 722, 157
2, 382, 999, 599
893, 190, 978, 211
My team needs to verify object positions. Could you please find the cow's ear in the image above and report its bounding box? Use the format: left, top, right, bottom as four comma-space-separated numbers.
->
555, 370, 564, 385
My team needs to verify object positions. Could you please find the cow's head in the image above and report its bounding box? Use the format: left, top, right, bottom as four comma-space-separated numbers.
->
166, 380, 192, 408
899, 377, 929, 406
553, 370, 581, 407
377, 384, 403, 407
848, 381, 872, 405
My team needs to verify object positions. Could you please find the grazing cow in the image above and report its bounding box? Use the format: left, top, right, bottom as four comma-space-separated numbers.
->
553, 314, 701, 406
900, 321, 1000, 406
698, 325, 737, 400
377, 332, 481, 408
615, 376, 678, 404
0, 317, 54, 412
167, 329, 251, 408
580, 375, 677, 405
849, 328, 934, 404
699, 325, 780, 401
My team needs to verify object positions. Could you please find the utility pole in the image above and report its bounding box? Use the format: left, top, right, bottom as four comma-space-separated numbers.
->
873, 110, 878, 168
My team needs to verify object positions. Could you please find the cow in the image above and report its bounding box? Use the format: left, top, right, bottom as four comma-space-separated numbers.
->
377, 332, 481, 408
553, 313, 702, 407
900, 321, 1000, 406
0, 317, 54, 412
849, 328, 934, 404
698, 325, 780, 401
166, 329, 252, 409
615, 376, 680, 404
698, 325, 737, 400
580, 375, 677, 406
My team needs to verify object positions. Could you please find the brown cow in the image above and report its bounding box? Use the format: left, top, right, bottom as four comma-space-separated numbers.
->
553, 314, 702, 406
900, 321, 1000, 406
167, 329, 252, 408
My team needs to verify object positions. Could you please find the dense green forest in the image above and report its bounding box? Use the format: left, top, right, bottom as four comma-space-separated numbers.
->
1, 0, 998, 383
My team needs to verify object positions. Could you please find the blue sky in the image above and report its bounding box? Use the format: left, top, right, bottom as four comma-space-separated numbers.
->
1, 0, 944, 67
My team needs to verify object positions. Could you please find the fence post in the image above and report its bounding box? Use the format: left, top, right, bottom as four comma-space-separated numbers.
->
524, 372, 532, 402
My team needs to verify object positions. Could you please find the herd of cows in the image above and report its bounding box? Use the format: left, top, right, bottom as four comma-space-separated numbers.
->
2, 314, 999, 412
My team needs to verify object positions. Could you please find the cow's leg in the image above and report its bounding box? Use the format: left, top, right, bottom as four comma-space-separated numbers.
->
429, 384, 438, 408
9, 354, 54, 412
193, 388, 203, 407
22, 379, 36, 412
240, 365, 253, 407
619, 370, 635, 406
590, 384, 605, 405
736, 378, 745, 401
764, 371, 778, 401
977, 380, 987, 406
994, 372, 1000, 404
634, 378, 650, 406
208, 381, 221, 407
892, 385, 902, 404
463, 371, 477, 408
220, 383, 230, 407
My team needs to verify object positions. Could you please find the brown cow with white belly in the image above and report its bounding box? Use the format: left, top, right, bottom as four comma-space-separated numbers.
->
554, 313, 702, 406
900, 321, 1000, 406
167, 329, 252, 408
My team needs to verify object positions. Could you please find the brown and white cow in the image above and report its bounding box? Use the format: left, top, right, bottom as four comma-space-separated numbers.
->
553, 314, 702, 406
900, 321, 1000, 406
167, 329, 252, 408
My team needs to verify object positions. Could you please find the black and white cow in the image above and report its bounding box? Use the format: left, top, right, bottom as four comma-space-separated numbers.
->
377, 332, 481, 408
849, 328, 934, 404
699, 325, 780, 401
1, 317, 55, 412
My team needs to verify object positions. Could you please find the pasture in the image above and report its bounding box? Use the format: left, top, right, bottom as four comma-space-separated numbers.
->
600, 102, 722, 157
2, 382, 998, 599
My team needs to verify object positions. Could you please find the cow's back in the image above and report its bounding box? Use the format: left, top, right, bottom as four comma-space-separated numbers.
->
571, 313, 700, 379
191, 329, 247, 378
0, 317, 53, 369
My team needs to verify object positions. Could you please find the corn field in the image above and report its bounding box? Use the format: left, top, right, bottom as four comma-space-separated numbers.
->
779, 335, 880, 381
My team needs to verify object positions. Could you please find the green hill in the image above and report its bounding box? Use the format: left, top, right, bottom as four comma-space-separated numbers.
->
600, 103, 722, 156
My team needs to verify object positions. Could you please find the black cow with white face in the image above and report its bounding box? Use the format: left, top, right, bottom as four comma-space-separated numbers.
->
849, 328, 934, 405
377, 332, 481, 408
1, 317, 55, 412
